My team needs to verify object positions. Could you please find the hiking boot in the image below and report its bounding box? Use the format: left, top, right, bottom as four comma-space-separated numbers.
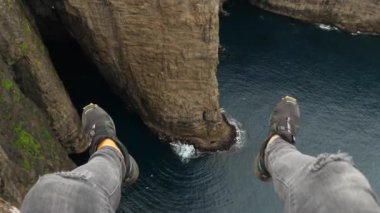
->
82, 103, 139, 185
254, 96, 300, 181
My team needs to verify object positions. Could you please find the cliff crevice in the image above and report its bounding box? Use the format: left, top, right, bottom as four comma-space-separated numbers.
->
0, 0, 87, 153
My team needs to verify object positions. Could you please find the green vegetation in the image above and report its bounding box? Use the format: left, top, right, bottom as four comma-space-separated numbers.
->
14, 124, 45, 171
0, 79, 23, 102
14, 89, 22, 102
41, 128, 58, 158
22, 159, 31, 171
1, 80, 14, 91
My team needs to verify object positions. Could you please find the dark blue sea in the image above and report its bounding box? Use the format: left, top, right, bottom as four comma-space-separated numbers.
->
50, 1, 380, 212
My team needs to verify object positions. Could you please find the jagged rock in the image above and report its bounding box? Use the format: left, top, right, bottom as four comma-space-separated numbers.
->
34, 0, 235, 151
0, 0, 87, 153
0, 56, 75, 206
250, 0, 380, 34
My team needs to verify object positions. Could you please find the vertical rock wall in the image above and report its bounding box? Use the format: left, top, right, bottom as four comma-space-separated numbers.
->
0, 0, 87, 153
0, 0, 86, 206
250, 0, 380, 34
0, 56, 74, 206
52, 0, 234, 151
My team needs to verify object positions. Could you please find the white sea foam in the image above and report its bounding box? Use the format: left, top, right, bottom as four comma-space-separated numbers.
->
221, 108, 246, 150
170, 109, 246, 162
230, 117, 246, 150
316, 24, 379, 36
170, 141, 198, 163
316, 24, 339, 31
351, 31, 378, 36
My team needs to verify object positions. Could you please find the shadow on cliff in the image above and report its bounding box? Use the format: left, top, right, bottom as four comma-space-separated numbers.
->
43, 36, 173, 166
42, 36, 127, 164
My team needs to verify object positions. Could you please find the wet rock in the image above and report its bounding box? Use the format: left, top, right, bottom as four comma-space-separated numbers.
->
250, 0, 380, 34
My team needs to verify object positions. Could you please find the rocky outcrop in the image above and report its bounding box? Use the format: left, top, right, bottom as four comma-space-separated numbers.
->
0, 0, 235, 207
0, 56, 75, 206
0, 0, 86, 206
34, 0, 235, 151
250, 0, 380, 34
0, 0, 87, 153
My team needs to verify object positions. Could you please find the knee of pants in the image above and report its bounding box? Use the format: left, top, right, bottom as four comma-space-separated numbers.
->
309, 152, 353, 172
56, 170, 121, 207
21, 174, 113, 213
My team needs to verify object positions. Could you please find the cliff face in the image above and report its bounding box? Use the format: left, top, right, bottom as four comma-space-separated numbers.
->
0, 0, 235, 205
0, 57, 75, 205
0, 0, 84, 206
250, 0, 380, 34
0, 0, 236, 205
43, 0, 235, 151
0, 0, 87, 153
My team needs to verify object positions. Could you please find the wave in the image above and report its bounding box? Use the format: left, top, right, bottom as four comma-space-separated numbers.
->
170, 142, 199, 163
221, 108, 246, 150
315, 23, 379, 36
316, 24, 339, 31
351, 31, 378, 36
170, 109, 246, 163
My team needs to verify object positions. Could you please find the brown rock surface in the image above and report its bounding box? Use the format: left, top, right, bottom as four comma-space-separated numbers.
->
49, 0, 235, 151
250, 0, 380, 34
0, 56, 75, 206
0, 0, 236, 208
0, 197, 19, 213
0, 0, 87, 153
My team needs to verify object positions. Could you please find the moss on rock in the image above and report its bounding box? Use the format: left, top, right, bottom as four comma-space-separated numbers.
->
0, 57, 75, 205
1, 80, 14, 91
13, 124, 45, 171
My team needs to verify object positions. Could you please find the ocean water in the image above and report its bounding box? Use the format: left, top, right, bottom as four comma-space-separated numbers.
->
49, 1, 380, 212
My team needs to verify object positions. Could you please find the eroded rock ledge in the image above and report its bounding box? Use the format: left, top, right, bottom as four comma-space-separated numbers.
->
250, 0, 380, 34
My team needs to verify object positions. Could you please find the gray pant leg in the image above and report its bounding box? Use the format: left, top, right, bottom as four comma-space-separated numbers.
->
71, 147, 126, 210
265, 138, 380, 213
21, 147, 125, 213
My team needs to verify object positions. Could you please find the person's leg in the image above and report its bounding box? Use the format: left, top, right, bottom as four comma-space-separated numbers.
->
20, 141, 124, 213
263, 135, 314, 202
68, 138, 139, 209
255, 96, 380, 213
265, 136, 380, 213
21, 104, 139, 212
70, 143, 126, 210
